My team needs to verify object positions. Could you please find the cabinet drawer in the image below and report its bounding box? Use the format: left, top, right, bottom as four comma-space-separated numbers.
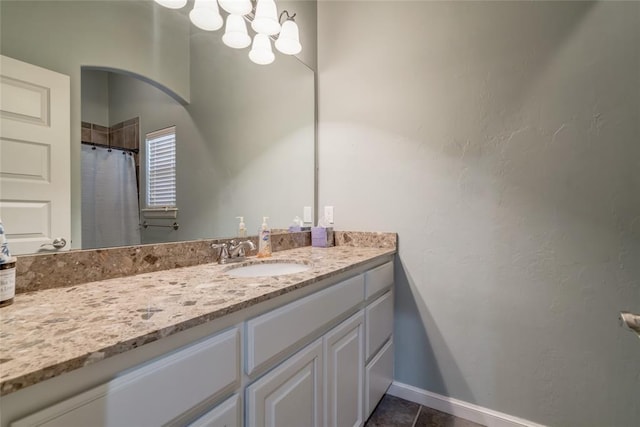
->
364, 262, 393, 300
12, 328, 240, 427
246, 274, 364, 375
365, 290, 393, 360
189, 394, 241, 427
365, 337, 393, 419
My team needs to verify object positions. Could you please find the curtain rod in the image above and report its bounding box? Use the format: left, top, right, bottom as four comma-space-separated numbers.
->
81, 141, 139, 154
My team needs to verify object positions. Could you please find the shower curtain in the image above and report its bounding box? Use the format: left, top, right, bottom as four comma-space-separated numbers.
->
81, 145, 141, 249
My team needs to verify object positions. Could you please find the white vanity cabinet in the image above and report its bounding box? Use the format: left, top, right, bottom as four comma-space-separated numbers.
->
9, 259, 394, 427
246, 260, 394, 427
244, 274, 364, 427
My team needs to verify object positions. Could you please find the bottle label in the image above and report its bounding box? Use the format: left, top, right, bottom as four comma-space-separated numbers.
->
0, 267, 16, 301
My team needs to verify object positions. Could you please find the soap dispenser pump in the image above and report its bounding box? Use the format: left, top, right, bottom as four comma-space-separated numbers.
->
236, 216, 247, 238
257, 216, 272, 258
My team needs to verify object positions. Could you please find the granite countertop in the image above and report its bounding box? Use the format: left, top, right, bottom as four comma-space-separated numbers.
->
0, 245, 395, 396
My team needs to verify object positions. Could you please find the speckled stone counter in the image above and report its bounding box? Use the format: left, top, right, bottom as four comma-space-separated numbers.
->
14, 231, 314, 294
0, 244, 395, 396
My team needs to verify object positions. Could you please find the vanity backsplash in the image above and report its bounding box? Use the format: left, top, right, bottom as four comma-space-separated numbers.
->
14, 231, 396, 294
334, 231, 397, 248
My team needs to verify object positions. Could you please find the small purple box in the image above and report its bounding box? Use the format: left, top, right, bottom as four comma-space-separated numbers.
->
311, 227, 335, 247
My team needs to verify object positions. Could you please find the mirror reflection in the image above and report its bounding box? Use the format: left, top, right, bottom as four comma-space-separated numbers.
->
0, 0, 315, 253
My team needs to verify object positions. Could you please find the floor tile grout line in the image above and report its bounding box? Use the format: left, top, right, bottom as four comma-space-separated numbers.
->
411, 405, 422, 427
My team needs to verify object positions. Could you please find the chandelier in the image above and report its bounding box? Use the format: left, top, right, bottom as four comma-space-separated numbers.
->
155, 0, 302, 65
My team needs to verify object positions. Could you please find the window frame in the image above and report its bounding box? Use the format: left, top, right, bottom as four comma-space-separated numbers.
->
142, 126, 178, 218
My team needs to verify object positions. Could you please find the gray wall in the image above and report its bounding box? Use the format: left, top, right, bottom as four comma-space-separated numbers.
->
0, 0, 191, 249
80, 70, 110, 126
317, 1, 639, 426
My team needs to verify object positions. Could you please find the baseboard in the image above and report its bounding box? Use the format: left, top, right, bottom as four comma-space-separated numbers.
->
387, 381, 547, 427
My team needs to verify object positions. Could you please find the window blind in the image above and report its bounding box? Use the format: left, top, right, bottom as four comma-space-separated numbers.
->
146, 126, 176, 208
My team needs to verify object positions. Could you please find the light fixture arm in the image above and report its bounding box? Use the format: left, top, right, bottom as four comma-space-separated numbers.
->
279, 10, 296, 23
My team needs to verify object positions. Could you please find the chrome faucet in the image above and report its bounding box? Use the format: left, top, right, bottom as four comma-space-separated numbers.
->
228, 239, 256, 258
211, 240, 256, 264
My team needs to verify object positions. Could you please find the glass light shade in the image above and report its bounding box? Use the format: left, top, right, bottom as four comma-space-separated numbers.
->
275, 20, 301, 55
154, 0, 188, 9
189, 0, 223, 31
251, 0, 281, 36
223, 15, 251, 49
249, 34, 275, 65
218, 0, 252, 16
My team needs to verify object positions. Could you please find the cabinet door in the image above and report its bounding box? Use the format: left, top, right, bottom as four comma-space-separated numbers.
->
324, 311, 364, 427
189, 394, 240, 427
246, 339, 323, 427
365, 338, 393, 418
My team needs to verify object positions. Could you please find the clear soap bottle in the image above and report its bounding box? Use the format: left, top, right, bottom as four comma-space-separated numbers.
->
257, 216, 272, 258
236, 216, 247, 238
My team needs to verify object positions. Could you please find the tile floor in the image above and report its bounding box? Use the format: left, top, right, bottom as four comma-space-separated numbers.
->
365, 394, 486, 427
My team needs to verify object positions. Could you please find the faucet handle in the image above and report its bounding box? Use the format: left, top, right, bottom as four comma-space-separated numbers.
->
211, 242, 229, 263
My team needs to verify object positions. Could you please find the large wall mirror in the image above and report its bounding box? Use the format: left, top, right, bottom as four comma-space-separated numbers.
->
0, 0, 316, 253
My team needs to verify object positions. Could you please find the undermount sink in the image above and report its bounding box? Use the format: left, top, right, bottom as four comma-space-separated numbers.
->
225, 261, 310, 277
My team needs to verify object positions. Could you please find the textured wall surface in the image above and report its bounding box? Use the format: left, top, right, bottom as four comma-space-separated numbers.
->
318, 1, 639, 425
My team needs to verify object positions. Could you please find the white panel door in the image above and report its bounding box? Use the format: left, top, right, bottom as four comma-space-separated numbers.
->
0, 55, 70, 254
246, 339, 323, 427
324, 311, 364, 427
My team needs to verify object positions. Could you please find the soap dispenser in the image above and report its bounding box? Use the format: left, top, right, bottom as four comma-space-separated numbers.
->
236, 216, 247, 238
0, 218, 16, 307
257, 216, 272, 258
